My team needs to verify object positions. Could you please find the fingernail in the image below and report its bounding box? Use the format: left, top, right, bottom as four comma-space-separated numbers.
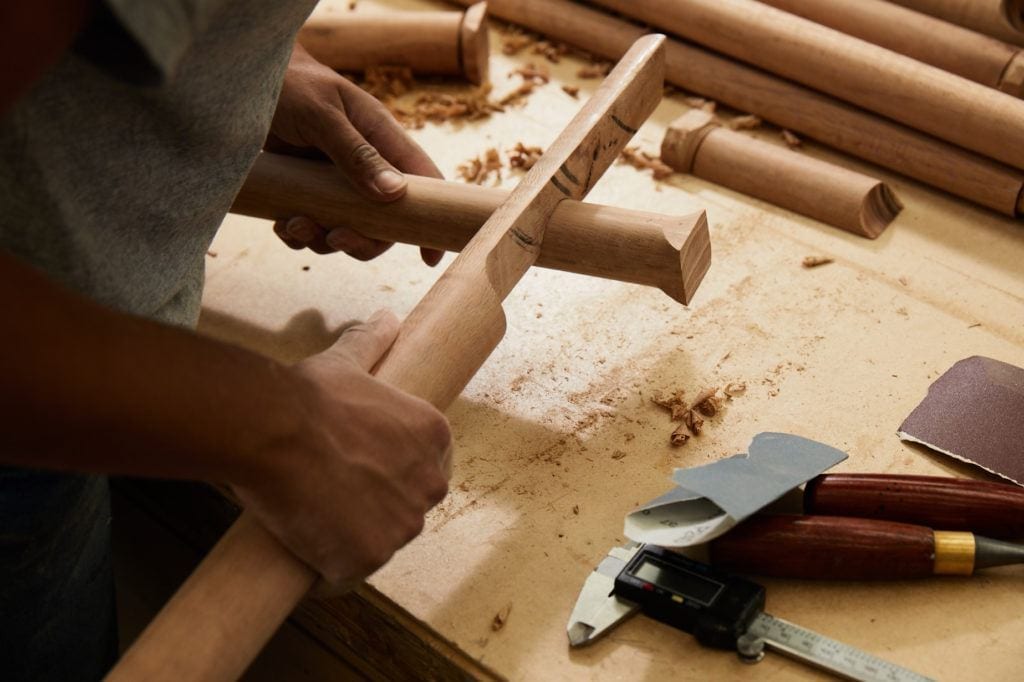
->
286, 217, 315, 242
373, 169, 405, 195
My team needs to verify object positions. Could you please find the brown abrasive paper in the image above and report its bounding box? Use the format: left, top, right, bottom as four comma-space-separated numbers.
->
899, 356, 1024, 485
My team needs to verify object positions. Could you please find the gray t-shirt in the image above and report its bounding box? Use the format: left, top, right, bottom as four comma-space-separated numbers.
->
0, 0, 316, 326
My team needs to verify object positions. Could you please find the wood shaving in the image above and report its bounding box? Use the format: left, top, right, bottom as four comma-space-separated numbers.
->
361, 66, 415, 100
670, 424, 690, 447
498, 81, 537, 107
619, 147, 674, 181
392, 86, 504, 129
683, 410, 704, 436
723, 382, 747, 399
781, 129, 802, 148
577, 62, 611, 79
510, 62, 550, 83
532, 40, 570, 63
651, 390, 688, 421
561, 84, 580, 98
492, 603, 513, 631
802, 256, 834, 268
728, 114, 763, 130
611, 450, 627, 460
508, 142, 544, 171
457, 148, 503, 185
572, 504, 580, 515
502, 33, 535, 55
691, 387, 721, 417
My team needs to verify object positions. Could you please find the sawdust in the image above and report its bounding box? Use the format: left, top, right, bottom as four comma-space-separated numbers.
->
492, 603, 513, 631
682, 95, 717, 113
561, 84, 580, 98
498, 81, 538, 107
457, 148, 503, 185
502, 32, 535, 56
728, 114, 763, 130
651, 390, 688, 420
618, 147, 674, 181
802, 256, 834, 268
781, 129, 802, 148
532, 40, 570, 63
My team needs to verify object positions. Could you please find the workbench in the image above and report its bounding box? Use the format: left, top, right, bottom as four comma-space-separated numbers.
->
135, 0, 1024, 678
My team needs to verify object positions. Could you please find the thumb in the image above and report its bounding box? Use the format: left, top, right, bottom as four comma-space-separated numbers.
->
330, 309, 401, 371
319, 111, 408, 201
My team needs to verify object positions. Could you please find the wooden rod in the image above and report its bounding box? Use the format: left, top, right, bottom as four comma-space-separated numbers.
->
448, 0, 1024, 216
662, 110, 902, 239
588, 0, 1024, 171
762, 0, 1024, 97
231, 154, 709, 305
107, 36, 666, 682
299, 2, 489, 84
890, 0, 1024, 47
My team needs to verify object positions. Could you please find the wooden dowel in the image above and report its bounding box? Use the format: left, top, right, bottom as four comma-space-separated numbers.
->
107, 36, 667, 682
299, 2, 489, 84
231, 153, 710, 305
661, 111, 902, 239
448, 0, 1024, 216
890, 0, 1024, 47
587, 0, 1024, 171
762, 0, 1024, 97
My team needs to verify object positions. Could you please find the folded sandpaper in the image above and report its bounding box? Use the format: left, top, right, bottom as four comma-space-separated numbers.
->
899, 356, 1024, 486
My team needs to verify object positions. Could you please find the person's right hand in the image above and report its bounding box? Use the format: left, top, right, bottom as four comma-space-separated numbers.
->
232, 309, 452, 593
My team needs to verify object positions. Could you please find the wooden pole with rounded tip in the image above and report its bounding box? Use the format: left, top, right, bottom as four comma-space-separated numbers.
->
761, 0, 1024, 97
661, 110, 901, 239
449, 0, 1024, 216
107, 35, 667, 682
890, 0, 1024, 47
299, 2, 489, 84
587, 0, 1024, 171
231, 154, 710, 304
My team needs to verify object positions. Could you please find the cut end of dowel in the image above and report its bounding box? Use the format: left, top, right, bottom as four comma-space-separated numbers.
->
662, 210, 712, 305
661, 110, 719, 173
998, 51, 1024, 98
460, 2, 490, 85
858, 183, 903, 240
1003, 0, 1024, 31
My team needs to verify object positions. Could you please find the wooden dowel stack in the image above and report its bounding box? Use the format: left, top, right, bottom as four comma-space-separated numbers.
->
450, 0, 1024, 216
661, 111, 902, 239
761, 0, 1024, 97
231, 153, 711, 305
587, 0, 1024, 171
890, 0, 1024, 47
300, 2, 489, 84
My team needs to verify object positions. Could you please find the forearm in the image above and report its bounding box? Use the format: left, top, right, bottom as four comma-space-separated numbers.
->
0, 251, 304, 487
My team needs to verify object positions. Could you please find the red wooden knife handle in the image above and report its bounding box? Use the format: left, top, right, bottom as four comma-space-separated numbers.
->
805, 473, 1024, 538
709, 515, 935, 580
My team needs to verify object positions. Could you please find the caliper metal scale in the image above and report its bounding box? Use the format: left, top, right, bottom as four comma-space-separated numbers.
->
568, 543, 935, 682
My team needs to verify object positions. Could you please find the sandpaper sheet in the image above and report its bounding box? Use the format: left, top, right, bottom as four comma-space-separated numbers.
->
899, 356, 1024, 485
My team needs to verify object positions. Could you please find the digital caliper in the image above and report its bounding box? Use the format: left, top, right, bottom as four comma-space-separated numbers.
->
567, 543, 935, 682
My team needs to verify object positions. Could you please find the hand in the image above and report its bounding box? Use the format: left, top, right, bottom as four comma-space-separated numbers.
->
269, 43, 444, 266
233, 310, 452, 592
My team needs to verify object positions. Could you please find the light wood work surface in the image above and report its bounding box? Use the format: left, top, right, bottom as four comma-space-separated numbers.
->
138, 0, 1024, 679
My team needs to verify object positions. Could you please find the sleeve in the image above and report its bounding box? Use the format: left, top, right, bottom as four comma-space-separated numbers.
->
74, 0, 221, 86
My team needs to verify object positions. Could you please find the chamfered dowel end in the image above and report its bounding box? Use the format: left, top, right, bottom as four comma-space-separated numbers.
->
460, 2, 490, 85
664, 210, 712, 305
998, 50, 1024, 97
660, 110, 719, 173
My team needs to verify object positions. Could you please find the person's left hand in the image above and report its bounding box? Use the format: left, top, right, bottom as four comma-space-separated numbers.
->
267, 43, 443, 266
